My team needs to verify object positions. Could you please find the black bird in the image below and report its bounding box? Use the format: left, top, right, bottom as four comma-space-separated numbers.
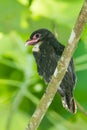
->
25, 28, 77, 113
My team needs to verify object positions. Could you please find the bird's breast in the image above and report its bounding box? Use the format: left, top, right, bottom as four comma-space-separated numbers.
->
33, 45, 58, 82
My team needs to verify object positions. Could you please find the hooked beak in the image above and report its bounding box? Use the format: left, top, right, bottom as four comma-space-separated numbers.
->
25, 38, 40, 46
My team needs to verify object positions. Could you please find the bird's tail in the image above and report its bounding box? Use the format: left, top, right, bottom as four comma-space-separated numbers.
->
62, 95, 77, 114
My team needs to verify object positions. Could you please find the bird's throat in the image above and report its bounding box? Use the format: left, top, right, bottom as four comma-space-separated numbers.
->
32, 41, 42, 52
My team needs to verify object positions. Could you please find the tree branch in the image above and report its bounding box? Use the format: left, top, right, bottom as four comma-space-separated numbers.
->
76, 100, 87, 117
26, 1, 87, 130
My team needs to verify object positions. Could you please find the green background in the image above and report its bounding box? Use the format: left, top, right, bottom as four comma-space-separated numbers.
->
0, 0, 87, 130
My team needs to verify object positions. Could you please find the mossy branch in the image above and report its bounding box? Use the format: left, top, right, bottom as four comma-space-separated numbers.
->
26, 1, 87, 130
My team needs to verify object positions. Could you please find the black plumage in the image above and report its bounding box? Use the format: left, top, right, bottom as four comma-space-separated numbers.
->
26, 28, 77, 113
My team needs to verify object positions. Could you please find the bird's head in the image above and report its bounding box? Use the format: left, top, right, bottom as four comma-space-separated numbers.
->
25, 28, 55, 46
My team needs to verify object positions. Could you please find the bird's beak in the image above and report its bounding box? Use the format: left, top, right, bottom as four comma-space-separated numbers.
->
25, 38, 39, 46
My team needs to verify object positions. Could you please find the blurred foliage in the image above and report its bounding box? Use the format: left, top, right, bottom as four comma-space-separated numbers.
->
0, 0, 87, 130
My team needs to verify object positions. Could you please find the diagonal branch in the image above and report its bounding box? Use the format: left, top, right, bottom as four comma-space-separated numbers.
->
26, 1, 87, 130
76, 100, 87, 117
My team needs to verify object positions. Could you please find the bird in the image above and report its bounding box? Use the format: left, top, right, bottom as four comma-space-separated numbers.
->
25, 28, 77, 114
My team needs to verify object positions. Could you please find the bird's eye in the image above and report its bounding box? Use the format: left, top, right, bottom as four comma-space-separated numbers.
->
34, 33, 41, 39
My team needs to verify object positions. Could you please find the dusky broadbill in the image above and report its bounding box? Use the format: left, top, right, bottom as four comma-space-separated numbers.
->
25, 28, 77, 113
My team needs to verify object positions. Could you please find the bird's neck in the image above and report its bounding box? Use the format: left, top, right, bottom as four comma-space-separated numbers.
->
32, 41, 42, 52
40, 38, 65, 55
32, 37, 64, 55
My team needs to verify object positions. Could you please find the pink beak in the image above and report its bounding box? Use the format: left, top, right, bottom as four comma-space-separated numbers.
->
25, 38, 40, 46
